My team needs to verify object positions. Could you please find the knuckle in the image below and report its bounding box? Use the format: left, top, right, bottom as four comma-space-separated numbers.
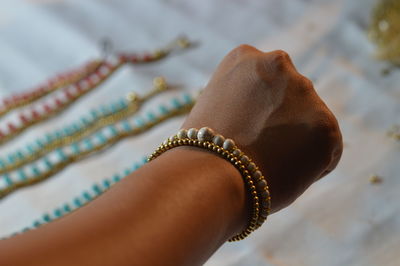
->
272, 49, 290, 61
313, 117, 341, 153
267, 49, 292, 72
233, 44, 256, 55
227, 44, 258, 61
298, 75, 314, 91
314, 118, 343, 173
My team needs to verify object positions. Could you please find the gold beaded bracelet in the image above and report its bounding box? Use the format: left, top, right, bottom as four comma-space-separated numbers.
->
148, 127, 271, 241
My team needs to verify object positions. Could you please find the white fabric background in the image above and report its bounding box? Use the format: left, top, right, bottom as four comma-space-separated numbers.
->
0, 0, 399, 265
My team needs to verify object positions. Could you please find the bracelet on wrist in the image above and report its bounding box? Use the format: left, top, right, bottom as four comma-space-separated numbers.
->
148, 127, 271, 241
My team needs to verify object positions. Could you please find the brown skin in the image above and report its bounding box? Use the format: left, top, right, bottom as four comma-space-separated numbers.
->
183, 45, 342, 212
0, 45, 342, 266
0, 149, 246, 266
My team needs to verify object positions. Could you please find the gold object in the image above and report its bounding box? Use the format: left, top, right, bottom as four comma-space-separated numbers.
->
368, 0, 400, 65
0, 60, 103, 118
0, 62, 123, 146
126, 92, 138, 102
152, 76, 167, 91
0, 97, 194, 199
0, 77, 169, 175
388, 124, 400, 140
177, 38, 190, 48
153, 49, 166, 59
148, 134, 271, 242
164, 36, 193, 53
0, 37, 193, 146
369, 175, 383, 184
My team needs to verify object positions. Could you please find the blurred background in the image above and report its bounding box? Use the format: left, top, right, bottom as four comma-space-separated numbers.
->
0, 0, 399, 265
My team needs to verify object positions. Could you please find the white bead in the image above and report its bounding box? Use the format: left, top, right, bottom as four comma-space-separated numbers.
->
223, 139, 235, 151
197, 127, 215, 141
240, 155, 249, 165
79, 80, 90, 89
253, 170, 262, 181
260, 190, 270, 198
187, 128, 198, 139
261, 199, 269, 207
256, 179, 267, 191
232, 149, 242, 157
89, 73, 100, 83
163, 139, 169, 145
247, 162, 256, 172
169, 135, 176, 142
212, 134, 225, 146
99, 66, 110, 75
177, 129, 188, 139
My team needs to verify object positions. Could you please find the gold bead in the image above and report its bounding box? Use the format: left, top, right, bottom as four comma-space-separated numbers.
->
126, 92, 138, 102
148, 128, 268, 242
369, 175, 383, 184
177, 37, 190, 48
153, 76, 167, 91
154, 49, 166, 58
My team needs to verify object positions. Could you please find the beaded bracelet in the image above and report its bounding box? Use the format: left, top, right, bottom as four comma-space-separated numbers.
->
0, 77, 168, 175
0, 60, 102, 118
0, 37, 192, 145
1, 157, 148, 239
148, 127, 271, 241
0, 93, 194, 199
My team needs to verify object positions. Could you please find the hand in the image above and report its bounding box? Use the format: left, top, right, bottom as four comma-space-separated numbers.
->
182, 45, 343, 213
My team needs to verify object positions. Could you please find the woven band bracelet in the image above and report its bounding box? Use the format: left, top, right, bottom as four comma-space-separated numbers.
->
148, 127, 271, 241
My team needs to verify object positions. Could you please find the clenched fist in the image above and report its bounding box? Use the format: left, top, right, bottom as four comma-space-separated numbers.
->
182, 45, 343, 212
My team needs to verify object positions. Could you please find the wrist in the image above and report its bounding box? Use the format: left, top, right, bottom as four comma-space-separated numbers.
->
155, 146, 250, 240
149, 126, 273, 241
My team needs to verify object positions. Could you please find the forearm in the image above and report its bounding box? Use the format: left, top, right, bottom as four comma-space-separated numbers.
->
0, 45, 343, 266
0, 147, 248, 266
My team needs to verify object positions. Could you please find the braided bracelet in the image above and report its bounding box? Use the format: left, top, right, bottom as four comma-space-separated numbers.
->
148, 127, 271, 241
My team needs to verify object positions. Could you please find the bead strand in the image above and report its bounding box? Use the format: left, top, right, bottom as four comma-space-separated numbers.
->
1, 158, 147, 239
148, 127, 271, 241
0, 77, 168, 174
0, 60, 103, 118
0, 37, 192, 146
0, 93, 195, 199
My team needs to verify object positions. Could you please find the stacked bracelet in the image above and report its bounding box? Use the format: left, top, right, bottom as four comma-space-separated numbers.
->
148, 127, 271, 241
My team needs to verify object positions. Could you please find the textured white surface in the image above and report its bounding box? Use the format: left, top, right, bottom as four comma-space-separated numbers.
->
0, 0, 399, 265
